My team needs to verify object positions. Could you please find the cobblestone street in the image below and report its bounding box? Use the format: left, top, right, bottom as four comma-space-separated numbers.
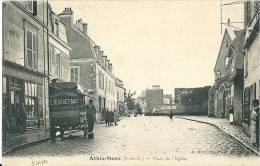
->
6, 116, 256, 157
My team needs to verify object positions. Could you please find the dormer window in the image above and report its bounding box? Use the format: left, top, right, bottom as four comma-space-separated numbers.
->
25, 1, 37, 16
216, 72, 222, 79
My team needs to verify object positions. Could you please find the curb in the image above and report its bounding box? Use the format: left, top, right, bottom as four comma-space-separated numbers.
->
176, 116, 260, 156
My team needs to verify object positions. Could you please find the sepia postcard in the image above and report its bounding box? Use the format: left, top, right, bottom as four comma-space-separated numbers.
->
1, 0, 260, 165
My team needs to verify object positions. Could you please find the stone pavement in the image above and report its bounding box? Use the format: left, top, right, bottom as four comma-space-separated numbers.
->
175, 116, 260, 156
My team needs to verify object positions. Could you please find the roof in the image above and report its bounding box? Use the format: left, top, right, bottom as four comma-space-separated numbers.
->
231, 29, 245, 69
214, 28, 236, 72
226, 28, 237, 41
66, 25, 96, 59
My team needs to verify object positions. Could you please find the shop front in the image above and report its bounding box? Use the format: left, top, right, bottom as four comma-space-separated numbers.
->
2, 61, 48, 149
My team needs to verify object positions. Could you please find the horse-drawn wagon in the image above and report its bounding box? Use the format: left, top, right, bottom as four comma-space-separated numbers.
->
49, 82, 87, 140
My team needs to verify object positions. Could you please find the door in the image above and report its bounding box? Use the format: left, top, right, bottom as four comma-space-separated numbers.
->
98, 96, 102, 114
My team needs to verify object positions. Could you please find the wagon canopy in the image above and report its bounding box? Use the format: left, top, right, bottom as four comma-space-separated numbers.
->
49, 82, 85, 95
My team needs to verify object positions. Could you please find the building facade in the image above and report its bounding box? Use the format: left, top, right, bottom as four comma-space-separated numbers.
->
116, 78, 126, 116
58, 8, 117, 121
208, 28, 245, 125
2, 1, 49, 149
48, 5, 71, 82
145, 85, 163, 114
243, 1, 260, 147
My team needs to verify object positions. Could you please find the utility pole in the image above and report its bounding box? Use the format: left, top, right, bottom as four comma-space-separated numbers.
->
220, 0, 244, 34
221, 0, 223, 34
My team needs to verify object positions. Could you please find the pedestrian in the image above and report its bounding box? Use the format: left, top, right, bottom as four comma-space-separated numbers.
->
114, 109, 119, 125
168, 111, 174, 122
10, 104, 18, 133
105, 109, 109, 126
86, 99, 96, 138
251, 100, 259, 148
108, 110, 112, 126
111, 110, 115, 125
229, 105, 234, 125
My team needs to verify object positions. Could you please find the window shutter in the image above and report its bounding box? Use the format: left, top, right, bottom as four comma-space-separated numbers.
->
33, 1, 37, 16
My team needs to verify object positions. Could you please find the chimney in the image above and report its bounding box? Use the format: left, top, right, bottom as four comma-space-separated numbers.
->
83, 23, 88, 34
108, 63, 113, 72
94, 45, 100, 51
59, 7, 74, 26
106, 59, 110, 68
74, 18, 88, 35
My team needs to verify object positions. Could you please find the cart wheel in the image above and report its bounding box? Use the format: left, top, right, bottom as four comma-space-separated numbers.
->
60, 128, 65, 140
50, 126, 56, 142
84, 131, 87, 139
88, 132, 94, 139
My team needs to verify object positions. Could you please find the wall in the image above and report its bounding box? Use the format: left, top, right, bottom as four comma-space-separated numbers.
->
2, 1, 49, 132
175, 101, 208, 115
233, 79, 243, 125
3, 1, 48, 73
70, 60, 95, 90
146, 89, 163, 112
244, 33, 260, 99
49, 36, 70, 82
214, 30, 232, 77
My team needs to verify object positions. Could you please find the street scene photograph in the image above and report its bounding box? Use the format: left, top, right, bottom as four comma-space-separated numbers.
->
1, 0, 260, 165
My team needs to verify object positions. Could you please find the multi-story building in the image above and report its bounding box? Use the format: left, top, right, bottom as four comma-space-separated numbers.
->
48, 5, 71, 82
243, 1, 260, 147
58, 8, 117, 121
146, 85, 163, 113
2, 1, 49, 150
116, 78, 126, 115
208, 27, 245, 125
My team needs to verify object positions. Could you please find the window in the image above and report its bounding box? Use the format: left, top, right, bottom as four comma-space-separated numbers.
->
245, 54, 248, 78
25, 82, 42, 127
216, 71, 222, 79
49, 45, 54, 73
2, 77, 7, 94
49, 46, 63, 78
54, 19, 59, 37
101, 73, 104, 89
25, 1, 37, 15
56, 54, 61, 77
250, 83, 256, 108
243, 87, 250, 124
225, 56, 230, 66
98, 72, 105, 89
98, 71, 101, 88
25, 28, 37, 69
70, 66, 80, 83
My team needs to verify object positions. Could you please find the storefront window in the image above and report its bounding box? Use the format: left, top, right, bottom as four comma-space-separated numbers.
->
25, 82, 38, 119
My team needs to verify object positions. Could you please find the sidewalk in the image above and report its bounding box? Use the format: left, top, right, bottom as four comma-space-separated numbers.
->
175, 116, 260, 156
3, 129, 84, 155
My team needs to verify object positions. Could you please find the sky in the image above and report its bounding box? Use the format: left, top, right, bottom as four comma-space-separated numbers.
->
50, 0, 244, 96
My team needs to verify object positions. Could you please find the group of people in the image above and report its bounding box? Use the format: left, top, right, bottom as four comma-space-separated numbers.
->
85, 99, 120, 133
104, 109, 119, 126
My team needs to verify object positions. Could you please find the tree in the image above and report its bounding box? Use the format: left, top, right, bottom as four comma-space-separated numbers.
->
125, 90, 136, 111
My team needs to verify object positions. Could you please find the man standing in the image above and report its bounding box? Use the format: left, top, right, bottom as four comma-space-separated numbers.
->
252, 100, 259, 149
86, 99, 96, 138
168, 111, 174, 122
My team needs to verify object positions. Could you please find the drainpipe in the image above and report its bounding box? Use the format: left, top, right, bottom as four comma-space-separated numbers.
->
43, 0, 50, 132
42, 1, 46, 131
47, 1, 50, 131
